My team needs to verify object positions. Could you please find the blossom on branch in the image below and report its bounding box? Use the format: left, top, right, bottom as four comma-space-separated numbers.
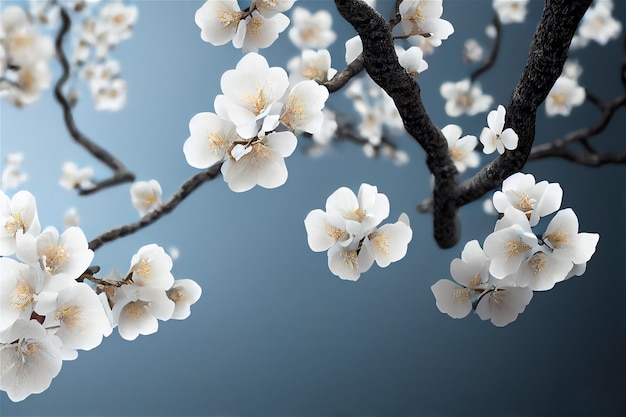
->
545, 75, 585, 117
398, 0, 454, 46
130, 179, 162, 217
441, 124, 479, 173
479, 105, 518, 154
440, 79, 493, 117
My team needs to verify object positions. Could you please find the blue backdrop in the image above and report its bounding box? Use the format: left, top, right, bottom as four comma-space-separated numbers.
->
1, 1, 625, 415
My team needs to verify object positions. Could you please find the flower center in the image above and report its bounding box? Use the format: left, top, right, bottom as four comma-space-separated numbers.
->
10, 278, 35, 312
505, 238, 532, 258
527, 252, 547, 275
544, 228, 568, 249
56, 304, 83, 328
44, 245, 71, 273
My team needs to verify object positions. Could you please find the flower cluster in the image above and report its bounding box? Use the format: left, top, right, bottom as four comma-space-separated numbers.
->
184, 52, 329, 192
304, 184, 412, 281
194, 0, 295, 53
0, 190, 201, 401
0, 6, 54, 106
431, 173, 599, 326
398, 0, 454, 46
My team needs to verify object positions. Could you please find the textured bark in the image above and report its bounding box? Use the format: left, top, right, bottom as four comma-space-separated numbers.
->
334, 0, 460, 248
335, 0, 592, 248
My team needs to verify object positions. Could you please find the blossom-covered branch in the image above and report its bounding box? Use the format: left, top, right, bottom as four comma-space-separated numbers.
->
54, 7, 134, 195
88, 162, 223, 251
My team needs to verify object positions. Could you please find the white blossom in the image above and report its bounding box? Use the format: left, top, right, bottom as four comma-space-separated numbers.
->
475, 283, 533, 327
492, 0, 529, 24
399, 0, 454, 46
492, 172, 563, 227
214, 52, 289, 138
130, 179, 162, 217
462, 38, 484, 63
0, 319, 63, 402
128, 244, 175, 290
513, 247, 573, 291
220, 131, 297, 192
479, 105, 518, 154
545, 75, 585, 117
237, 11, 290, 53
441, 124, 479, 173
363, 213, 412, 268
280, 80, 329, 134
166, 279, 202, 320
111, 285, 175, 341
288, 7, 336, 49
397, 46, 428, 77
40, 283, 112, 351
183, 112, 240, 169
578, 1, 622, 46
0, 258, 44, 331
287, 49, 337, 85
194, 0, 243, 46
0, 190, 41, 256
542, 208, 599, 265
59, 162, 94, 190
2, 152, 28, 191
440, 79, 493, 117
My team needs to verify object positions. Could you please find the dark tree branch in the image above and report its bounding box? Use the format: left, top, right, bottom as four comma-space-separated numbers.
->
88, 162, 223, 251
335, 0, 460, 248
529, 94, 626, 163
470, 14, 502, 82
455, 0, 593, 207
54, 7, 135, 195
321, 56, 364, 93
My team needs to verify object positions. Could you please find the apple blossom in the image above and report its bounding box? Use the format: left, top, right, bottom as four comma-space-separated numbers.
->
441, 124, 479, 173
0, 190, 41, 256
167, 279, 202, 320
398, 0, 454, 45
545, 75, 585, 117
492, 0, 529, 24
440, 79, 493, 117
130, 179, 162, 217
288, 7, 336, 49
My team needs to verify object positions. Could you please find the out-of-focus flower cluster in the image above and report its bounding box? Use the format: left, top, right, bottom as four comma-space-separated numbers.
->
0, 189, 201, 402
431, 172, 599, 326
0, 6, 54, 106
304, 183, 413, 281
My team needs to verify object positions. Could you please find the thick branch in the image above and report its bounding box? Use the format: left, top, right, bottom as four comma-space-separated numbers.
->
455, 0, 592, 207
54, 7, 135, 195
88, 163, 223, 251
334, 0, 459, 248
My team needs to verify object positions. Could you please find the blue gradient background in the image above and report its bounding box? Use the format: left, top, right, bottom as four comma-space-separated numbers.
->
1, 1, 625, 415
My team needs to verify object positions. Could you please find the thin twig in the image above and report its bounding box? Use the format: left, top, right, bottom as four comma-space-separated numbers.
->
88, 162, 223, 251
54, 6, 135, 195
470, 14, 502, 82
321, 56, 364, 93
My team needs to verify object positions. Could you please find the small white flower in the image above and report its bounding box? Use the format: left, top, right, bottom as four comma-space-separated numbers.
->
214, 52, 289, 138
483, 209, 538, 279
16, 226, 93, 293
327, 243, 374, 281
287, 49, 337, 85
542, 208, 599, 264
288, 7, 336, 49
440, 79, 493, 117
431, 240, 490, 319
40, 283, 112, 351
59, 162, 94, 190
0, 319, 63, 402
0, 258, 44, 331
399, 0, 454, 45
221, 131, 297, 192
462, 38, 484, 63
475, 283, 533, 327
195, 0, 243, 46
545, 75, 585, 117
92, 78, 127, 111
441, 124, 479, 173
562, 59, 583, 81
237, 10, 290, 53
513, 247, 573, 291
280, 80, 329, 134
130, 179, 162, 217
304, 209, 353, 252
183, 112, 240, 169
0, 190, 41, 256
493, 0, 529, 24
111, 285, 175, 341
397, 46, 428, 77
578, 2, 622, 46
479, 105, 519, 154
166, 279, 202, 320
128, 244, 175, 290
363, 213, 412, 268
99, 1, 138, 45
492, 172, 562, 226
63, 207, 80, 229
